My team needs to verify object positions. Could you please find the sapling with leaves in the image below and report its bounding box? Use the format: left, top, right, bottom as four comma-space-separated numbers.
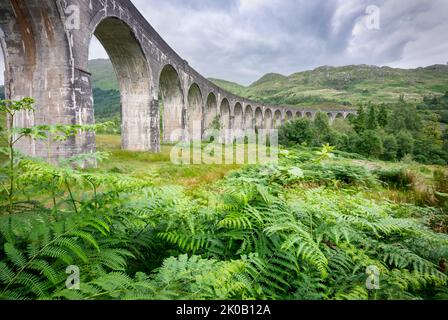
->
0, 98, 36, 213
315, 143, 336, 163
0, 98, 114, 214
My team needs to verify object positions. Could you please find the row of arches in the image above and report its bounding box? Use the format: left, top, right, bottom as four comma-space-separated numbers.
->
92, 18, 355, 146
130, 61, 355, 144
90, 16, 353, 150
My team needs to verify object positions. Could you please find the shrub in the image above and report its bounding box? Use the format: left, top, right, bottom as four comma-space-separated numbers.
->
278, 118, 314, 147
374, 168, 417, 190
302, 163, 377, 187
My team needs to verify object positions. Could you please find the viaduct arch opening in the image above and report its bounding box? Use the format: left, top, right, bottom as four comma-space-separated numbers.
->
187, 83, 203, 141
245, 105, 253, 130
234, 103, 243, 131
274, 110, 282, 128
204, 93, 218, 134
220, 98, 231, 141
91, 17, 153, 151
255, 107, 263, 131
220, 99, 231, 129
265, 109, 273, 130
159, 64, 184, 143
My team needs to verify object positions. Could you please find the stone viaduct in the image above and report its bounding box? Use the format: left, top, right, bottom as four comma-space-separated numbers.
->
0, 0, 356, 162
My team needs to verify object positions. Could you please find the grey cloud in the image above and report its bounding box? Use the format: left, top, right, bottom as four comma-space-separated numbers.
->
126, 0, 448, 84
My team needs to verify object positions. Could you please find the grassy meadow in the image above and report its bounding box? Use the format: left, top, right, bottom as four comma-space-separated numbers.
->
94, 134, 241, 189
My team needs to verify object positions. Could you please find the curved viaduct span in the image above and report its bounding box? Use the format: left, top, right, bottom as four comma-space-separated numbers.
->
0, 0, 356, 162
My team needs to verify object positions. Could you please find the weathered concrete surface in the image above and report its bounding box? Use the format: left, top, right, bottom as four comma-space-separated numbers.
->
0, 0, 357, 163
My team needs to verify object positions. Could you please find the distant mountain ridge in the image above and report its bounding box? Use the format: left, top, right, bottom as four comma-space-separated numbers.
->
209, 64, 448, 109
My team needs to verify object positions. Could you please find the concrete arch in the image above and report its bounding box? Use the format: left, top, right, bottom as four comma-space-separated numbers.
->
0, 0, 97, 161
234, 103, 244, 130
336, 113, 344, 119
93, 17, 154, 150
255, 107, 263, 130
220, 98, 231, 131
286, 111, 293, 122
296, 111, 302, 118
245, 105, 254, 129
187, 83, 203, 141
306, 112, 313, 119
274, 110, 283, 128
265, 109, 273, 130
204, 92, 218, 132
159, 64, 184, 143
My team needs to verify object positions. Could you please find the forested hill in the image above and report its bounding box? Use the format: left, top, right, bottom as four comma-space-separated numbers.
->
88, 59, 120, 122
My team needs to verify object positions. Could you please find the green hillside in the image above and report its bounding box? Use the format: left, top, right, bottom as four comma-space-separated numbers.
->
210, 64, 448, 109
88, 59, 120, 122
88, 59, 119, 91
207, 78, 247, 96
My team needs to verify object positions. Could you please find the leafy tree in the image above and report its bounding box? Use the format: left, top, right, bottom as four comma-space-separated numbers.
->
0, 98, 35, 212
377, 104, 389, 128
443, 128, 448, 153
278, 118, 314, 147
382, 134, 398, 161
422, 114, 443, 142
396, 130, 414, 159
366, 104, 378, 130
356, 130, 384, 158
353, 105, 367, 133
313, 112, 331, 146
440, 110, 448, 124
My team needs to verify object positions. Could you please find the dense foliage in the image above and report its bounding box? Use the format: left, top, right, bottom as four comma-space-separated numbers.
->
1, 98, 447, 300
418, 92, 448, 124
279, 100, 448, 165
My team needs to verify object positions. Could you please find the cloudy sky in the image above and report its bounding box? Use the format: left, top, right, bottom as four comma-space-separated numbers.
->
1, 0, 448, 85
